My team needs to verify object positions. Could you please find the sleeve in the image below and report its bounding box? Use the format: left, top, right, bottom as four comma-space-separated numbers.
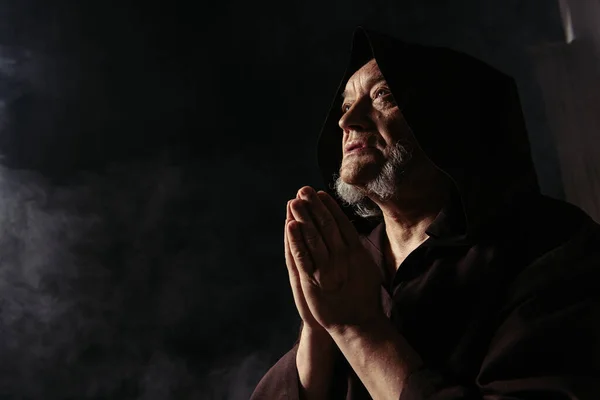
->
250, 331, 351, 400
400, 235, 600, 400
250, 343, 302, 400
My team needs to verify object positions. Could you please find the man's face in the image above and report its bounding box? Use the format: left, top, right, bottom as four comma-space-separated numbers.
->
338, 59, 413, 186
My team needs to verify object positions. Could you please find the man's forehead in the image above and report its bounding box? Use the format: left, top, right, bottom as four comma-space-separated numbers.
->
356, 59, 382, 76
342, 59, 385, 99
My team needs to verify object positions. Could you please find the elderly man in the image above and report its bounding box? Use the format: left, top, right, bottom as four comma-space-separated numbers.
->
251, 27, 600, 400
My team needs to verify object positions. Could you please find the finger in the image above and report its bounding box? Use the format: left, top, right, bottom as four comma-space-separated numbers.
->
284, 202, 296, 275
285, 220, 309, 305
284, 200, 303, 277
286, 199, 294, 223
289, 198, 329, 267
297, 187, 344, 252
287, 219, 315, 276
284, 213, 320, 326
317, 191, 361, 246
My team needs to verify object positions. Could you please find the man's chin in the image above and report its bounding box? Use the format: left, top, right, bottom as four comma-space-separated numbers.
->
339, 169, 380, 187
338, 178, 366, 190
334, 176, 368, 205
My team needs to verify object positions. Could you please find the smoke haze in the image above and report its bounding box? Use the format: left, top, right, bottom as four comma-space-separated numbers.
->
0, 0, 588, 398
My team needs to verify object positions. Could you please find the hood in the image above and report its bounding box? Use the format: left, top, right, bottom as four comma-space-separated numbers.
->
317, 27, 540, 238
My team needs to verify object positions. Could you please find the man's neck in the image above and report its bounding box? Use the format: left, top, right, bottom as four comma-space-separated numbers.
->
379, 199, 442, 272
374, 165, 451, 273
363, 151, 453, 273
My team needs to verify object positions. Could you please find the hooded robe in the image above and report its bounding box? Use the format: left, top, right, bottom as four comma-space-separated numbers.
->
250, 27, 600, 400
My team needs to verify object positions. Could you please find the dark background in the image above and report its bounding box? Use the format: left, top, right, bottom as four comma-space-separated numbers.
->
0, 1, 586, 398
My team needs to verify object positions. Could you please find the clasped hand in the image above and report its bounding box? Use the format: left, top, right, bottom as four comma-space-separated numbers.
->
284, 186, 383, 333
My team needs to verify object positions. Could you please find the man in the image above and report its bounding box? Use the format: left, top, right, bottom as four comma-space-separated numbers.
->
251, 27, 600, 400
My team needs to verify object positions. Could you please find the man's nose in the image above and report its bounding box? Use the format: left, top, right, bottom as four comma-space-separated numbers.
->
338, 98, 372, 133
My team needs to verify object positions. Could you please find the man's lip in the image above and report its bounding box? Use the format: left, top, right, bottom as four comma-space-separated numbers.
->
344, 146, 375, 155
344, 142, 372, 153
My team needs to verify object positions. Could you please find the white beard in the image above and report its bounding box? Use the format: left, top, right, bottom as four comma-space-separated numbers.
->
334, 141, 412, 218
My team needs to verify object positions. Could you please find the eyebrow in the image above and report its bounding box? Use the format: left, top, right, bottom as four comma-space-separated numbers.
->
341, 72, 387, 100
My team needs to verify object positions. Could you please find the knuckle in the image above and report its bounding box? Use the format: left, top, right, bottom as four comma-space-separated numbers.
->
293, 248, 310, 262
318, 216, 335, 230
298, 187, 311, 197
303, 233, 320, 246
289, 199, 300, 210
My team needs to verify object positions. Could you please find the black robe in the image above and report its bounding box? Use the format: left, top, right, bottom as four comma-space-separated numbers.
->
251, 27, 600, 399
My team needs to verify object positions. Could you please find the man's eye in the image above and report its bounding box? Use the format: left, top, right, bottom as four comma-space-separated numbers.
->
375, 88, 390, 98
341, 104, 351, 113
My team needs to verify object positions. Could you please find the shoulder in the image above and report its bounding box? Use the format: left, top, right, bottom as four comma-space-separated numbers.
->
516, 195, 592, 242
499, 195, 600, 304
522, 195, 599, 259
486, 194, 597, 258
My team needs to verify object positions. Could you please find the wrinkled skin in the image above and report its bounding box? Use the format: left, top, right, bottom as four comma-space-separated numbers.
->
285, 187, 383, 332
